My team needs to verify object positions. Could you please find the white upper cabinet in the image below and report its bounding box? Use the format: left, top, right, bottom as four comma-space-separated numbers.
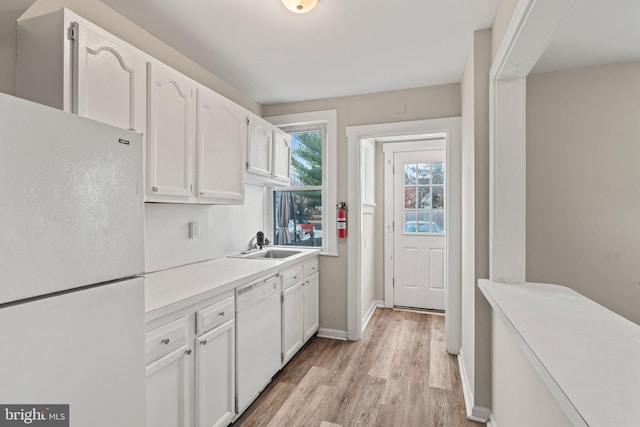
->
196, 88, 246, 204
272, 128, 292, 183
146, 60, 196, 201
16, 9, 145, 133
247, 114, 273, 177
73, 22, 145, 133
246, 116, 292, 185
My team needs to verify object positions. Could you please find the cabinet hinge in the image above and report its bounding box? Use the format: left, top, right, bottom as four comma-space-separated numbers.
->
280, 293, 284, 303
67, 25, 76, 41
281, 352, 284, 363
247, 117, 250, 126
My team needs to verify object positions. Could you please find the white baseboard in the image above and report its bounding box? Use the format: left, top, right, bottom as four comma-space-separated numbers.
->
458, 351, 490, 423
486, 413, 497, 427
361, 299, 384, 334
317, 328, 348, 340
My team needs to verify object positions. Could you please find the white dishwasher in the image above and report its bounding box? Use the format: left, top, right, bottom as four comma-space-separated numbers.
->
236, 273, 282, 413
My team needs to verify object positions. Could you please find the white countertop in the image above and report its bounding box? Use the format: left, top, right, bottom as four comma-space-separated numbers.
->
479, 279, 640, 427
144, 248, 320, 321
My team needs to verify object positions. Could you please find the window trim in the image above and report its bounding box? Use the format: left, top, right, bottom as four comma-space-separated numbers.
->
264, 110, 338, 256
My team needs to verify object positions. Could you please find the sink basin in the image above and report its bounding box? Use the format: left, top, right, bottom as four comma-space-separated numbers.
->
229, 249, 301, 260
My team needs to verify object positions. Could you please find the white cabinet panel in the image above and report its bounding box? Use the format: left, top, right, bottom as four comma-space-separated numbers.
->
146, 61, 196, 200
282, 282, 304, 364
247, 114, 273, 177
146, 344, 193, 427
73, 22, 145, 133
273, 128, 292, 182
196, 88, 246, 204
303, 272, 320, 341
195, 320, 235, 427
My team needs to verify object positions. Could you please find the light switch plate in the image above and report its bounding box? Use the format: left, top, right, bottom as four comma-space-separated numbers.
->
189, 222, 200, 239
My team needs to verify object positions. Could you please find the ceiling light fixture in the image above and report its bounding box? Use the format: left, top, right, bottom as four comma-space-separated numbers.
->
281, 0, 318, 14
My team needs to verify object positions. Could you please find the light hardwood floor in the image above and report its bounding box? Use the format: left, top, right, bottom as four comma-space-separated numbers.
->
234, 308, 481, 427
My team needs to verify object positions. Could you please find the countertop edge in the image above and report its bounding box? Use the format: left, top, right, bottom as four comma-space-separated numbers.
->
144, 249, 320, 322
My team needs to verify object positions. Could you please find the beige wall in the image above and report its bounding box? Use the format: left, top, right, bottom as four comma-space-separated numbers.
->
527, 62, 640, 325
0, 0, 260, 114
460, 29, 492, 410
264, 84, 461, 332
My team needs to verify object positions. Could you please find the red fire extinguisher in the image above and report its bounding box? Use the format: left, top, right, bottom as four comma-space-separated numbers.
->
337, 202, 347, 239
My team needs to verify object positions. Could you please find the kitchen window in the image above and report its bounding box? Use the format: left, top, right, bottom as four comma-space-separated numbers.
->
265, 110, 338, 256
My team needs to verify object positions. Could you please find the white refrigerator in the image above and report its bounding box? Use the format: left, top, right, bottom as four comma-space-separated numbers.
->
0, 93, 146, 426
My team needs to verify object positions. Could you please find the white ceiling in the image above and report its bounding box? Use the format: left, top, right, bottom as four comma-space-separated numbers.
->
100, 0, 499, 105
533, 0, 640, 74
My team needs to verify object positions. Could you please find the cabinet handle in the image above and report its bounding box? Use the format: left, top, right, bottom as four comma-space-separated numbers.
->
293, 276, 298, 280
200, 340, 208, 346
185, 349, 192, 356
218, 311, 225, 317
152, 186, 159, 192
161, 338, 170, 345
199, 192, 205, 196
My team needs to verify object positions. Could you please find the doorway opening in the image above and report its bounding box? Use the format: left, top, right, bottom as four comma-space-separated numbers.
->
346, 118, 461, 354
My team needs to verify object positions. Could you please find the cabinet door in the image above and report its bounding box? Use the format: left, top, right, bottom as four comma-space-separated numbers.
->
303, 272, 320, 342
147, 61, 196, 199
146, 344, 193, 427
196, 88, 246, 204
282, 282, 304, 364
272, 128, 292, 182
195, 319, 235, 427
247, 115, 273, 177
73, 22, 145, 133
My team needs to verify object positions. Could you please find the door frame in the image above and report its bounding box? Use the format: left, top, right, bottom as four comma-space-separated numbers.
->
384, 140, 447, 310
346, 117, 461, 354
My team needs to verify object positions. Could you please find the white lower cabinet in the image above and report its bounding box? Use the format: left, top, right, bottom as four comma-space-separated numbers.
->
303, 272, 320, 342
146, 344, 193, 427
281, 259, 320, 366
145, 293, 235, 427
282, 282, 304, 364
196, 320, 235, 427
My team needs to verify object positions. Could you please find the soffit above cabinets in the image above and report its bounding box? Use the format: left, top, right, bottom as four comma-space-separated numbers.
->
99, 0, 499, 104
533, 0, 640, 74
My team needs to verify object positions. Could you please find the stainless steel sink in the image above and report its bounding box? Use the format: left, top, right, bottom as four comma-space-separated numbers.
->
229, 249, 301, 259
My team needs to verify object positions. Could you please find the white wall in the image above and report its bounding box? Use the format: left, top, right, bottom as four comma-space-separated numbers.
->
264, 84, 462, 332
491, 311, 573, 427
460, 29, 492, 413
361, 213, 377, 318
526, 61, 640, 325
144, 184, 266, 272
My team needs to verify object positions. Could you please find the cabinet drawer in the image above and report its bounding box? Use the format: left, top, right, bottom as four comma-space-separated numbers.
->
196, 296, 235, 335
304, 258, 318, 277
146, 316, 188, 362
281, 265, 303, 290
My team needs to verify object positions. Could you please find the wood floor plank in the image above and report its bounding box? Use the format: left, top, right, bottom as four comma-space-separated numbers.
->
233, 308, 482, 427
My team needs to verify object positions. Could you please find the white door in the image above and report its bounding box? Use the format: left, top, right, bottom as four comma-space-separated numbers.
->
73, 22, 145, 133
146, 61, 196, 199
393, 150, 446, 310
195, 320, 235, 427
196, 87, 246, 204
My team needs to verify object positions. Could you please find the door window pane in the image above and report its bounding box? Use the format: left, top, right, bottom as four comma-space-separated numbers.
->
417, 163, 430, 185
402, 160, 445, 234
404, 187, 416, 209
432, 162, 445, 185
417, 187, 430, 209
404, 164, 416, 185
